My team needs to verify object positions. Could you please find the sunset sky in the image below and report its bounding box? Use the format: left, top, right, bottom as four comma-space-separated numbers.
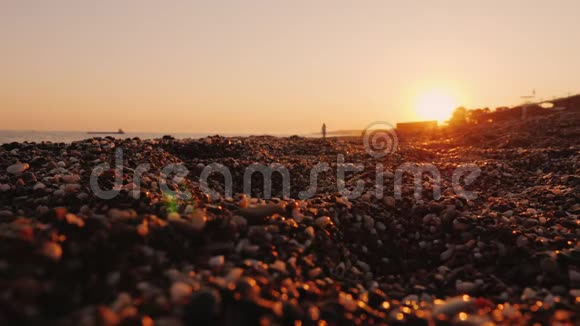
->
1, 1, 579, 134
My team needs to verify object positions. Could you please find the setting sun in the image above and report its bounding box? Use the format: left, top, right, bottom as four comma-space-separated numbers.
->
414, 90, 458, 123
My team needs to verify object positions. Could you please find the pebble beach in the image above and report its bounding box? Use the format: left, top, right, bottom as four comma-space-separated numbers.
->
0, 111, 579, 325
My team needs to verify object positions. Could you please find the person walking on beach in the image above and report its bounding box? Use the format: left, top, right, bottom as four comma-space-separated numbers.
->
322, 123, 327, 141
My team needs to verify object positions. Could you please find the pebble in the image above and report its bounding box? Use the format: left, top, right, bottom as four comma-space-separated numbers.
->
538, 216, 547, 224
270, 260, 286, 273
569, 269, 580, 283
184, 204, 194, 214
314, 216, 333, 228
136, 223, 149, 237
41, 242, 63, 261
167, 212, 181, 221
521, 287, 537, 301
440, 247, 454, 261
190, 209, 206, 231
236, 203, 286, 221
308, 267, 322, 278
65, 213, 85, 227
433, 296, 474, 316
170, 282, 192, 304
209, 255, 225, 268
64, 184, 81, 193
304, 226, 315, 238
292, 206, 305, 222
61, 174, 80, 184
456, 281, 478, 294
6, 163, 29, 175
33, 182, 46, 190
225, 268, 244, 283
384, 196, 396, 207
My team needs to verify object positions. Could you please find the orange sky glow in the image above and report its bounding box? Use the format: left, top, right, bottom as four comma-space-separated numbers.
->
1, 1, 579, 134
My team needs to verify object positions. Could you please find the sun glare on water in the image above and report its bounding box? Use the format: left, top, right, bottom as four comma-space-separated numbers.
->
414, 90, 458, 123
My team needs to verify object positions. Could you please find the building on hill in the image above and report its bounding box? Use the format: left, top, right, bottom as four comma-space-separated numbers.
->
396, 121, 438, 135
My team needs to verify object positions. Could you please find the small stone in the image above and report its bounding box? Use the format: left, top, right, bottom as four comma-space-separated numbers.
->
225, 268, 244, 283
538, 216, 547, 224
109, 209, 137, 220
433, 296, 474, 317
170, 282, 192, 304
315, 216, 333, 228
456, 281, 478, 293
362, 215, 374, 229
356, 260, 371, 273
516, 235, 528, 247
526, 208, 537, 215
338, 292, 357, 312
236, 203, 286, 221
41, 242, 63, 261
376, 221, 387, 231
440, 247, 455, 261
190, 209, 206, 231
33, 182, 46, 190
64, 184, 81, 193
304, 226, 315, 238
184, 204, 194, 214
61, 174, 80, 184
384, 196, 396, 208
238, 196, 249, 208
308, 267, 322, 278
270, 260, 286, 273
209, 255, 225, 268
65, 213, 85, 227
98, 306, 120, 326
569, 269, 580, 283
7, 163, 29, 175
136, 223, 149, 237
292, 207, 305, 222
521, 287, 537, 301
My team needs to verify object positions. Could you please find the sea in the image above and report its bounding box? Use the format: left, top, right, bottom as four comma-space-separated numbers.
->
0, 130, 301, 144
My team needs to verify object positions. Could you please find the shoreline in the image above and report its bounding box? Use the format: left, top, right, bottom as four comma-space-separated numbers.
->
0, 131, 318, 145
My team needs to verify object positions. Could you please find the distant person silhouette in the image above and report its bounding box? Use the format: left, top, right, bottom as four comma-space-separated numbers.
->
322, 123, 327, 141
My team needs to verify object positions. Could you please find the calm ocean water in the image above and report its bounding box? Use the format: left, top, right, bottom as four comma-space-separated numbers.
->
0, 130, 298, 144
